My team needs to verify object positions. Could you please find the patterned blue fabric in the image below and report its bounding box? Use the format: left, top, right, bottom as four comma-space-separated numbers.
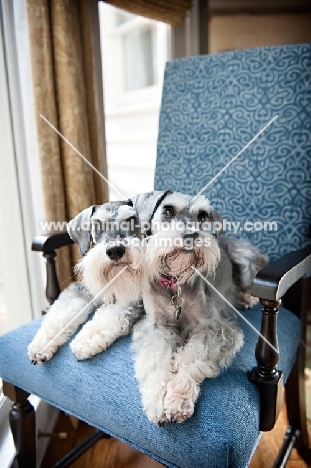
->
0, 306, 301, 468
155, 44, 311, 260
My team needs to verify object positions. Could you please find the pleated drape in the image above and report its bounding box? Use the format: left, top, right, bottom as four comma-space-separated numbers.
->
27, 0, 108, 286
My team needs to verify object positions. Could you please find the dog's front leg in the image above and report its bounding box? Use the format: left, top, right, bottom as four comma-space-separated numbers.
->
164, 320, 244, 423
70, 303, 142, 360
163, 331, 215, 424
28, 283, 95, 364
132, 314, 182, 425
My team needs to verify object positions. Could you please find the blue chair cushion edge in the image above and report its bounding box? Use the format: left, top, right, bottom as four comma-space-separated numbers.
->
0, 305, 301, 468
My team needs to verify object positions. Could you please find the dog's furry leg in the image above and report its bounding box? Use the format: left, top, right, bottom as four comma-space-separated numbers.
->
132, 315, 183, 425
163, 318, 244, 423
237, 290, 260, 309
70, 304, 142, 360
28, 283, 96, 364
221, 237, 268, 309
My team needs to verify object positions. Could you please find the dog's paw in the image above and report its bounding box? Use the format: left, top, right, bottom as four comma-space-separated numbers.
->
70, 331, 111, 360
246, 295, 259, 309
152, 411, 171, 426
163, 375, 200, 423
70, 339, 109, 360
239, 291, 259, 309
144, 402, 170, 426
140, 378, 171, 425
164, 396, 195, 423
27, 340, 58, 364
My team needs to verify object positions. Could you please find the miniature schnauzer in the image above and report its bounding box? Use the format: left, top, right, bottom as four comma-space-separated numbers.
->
131, 190, 267, 425
28, 200, 143, 364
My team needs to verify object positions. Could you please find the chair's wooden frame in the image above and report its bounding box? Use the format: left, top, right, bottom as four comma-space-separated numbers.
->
3, 232, 311, 468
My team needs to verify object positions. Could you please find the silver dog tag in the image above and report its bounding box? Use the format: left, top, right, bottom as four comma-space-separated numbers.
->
171, 289, 184, 320
175, 306, 182, 320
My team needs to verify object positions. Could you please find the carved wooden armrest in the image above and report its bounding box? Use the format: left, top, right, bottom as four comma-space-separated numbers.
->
32, 231, 74, 253
32, 231, 74, 307
250, 245, 311, 431
252, 245, 311, 302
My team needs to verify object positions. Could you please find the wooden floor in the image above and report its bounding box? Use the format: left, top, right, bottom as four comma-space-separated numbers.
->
42, 394, 310, 468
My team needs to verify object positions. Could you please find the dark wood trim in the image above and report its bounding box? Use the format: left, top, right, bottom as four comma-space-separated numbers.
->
249, 299, 284, 431
32, 231, 73, 309
252, 245, 311, 301
43, 251, 61, 306
198, 0, 209, 54
209, 0, 311, 15
3, 382, 36, 468
273, 427, 301, 468
53, 430, 110, 468
32, 232, 74, 254
211, 8, 311, 16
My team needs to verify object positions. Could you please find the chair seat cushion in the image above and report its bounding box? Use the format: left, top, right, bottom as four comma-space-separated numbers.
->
0, 305, 300, 468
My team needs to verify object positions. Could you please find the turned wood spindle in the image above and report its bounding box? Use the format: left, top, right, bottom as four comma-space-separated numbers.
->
43, 250, 61, 306
250, 298, 284, 431
3, 382, 36, 468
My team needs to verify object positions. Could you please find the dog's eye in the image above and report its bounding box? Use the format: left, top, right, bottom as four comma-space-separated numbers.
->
163, 205, 175, 217
197, 211, 208, 222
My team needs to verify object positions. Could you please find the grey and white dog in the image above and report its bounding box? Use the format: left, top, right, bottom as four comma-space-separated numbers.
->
131, 190, 267, 425
28, 190, 267, 427
28, 200, 144, 364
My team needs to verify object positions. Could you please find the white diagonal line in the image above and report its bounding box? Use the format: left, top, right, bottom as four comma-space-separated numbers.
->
39, 266, 128, 353
193, 115, 278, 200
192, 267, 279, 354
40, 114, 127, 200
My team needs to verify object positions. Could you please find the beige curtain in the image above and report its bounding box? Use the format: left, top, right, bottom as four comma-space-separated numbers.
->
27, 0, 108, 286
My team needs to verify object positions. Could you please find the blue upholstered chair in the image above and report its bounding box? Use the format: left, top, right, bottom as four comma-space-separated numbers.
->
0, 44, 311, 468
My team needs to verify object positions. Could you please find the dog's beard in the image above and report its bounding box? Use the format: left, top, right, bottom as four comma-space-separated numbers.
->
145, 230, 220, 284
75, 241, 143, 305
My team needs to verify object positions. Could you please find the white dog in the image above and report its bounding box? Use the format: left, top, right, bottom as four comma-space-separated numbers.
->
131, 191, 267, 425
28, 200, 143, 364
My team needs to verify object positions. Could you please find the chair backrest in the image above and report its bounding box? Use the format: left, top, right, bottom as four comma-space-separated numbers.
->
155, 44, 311, 260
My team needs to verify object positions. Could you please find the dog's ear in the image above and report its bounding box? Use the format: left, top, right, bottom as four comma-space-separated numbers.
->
210, 209, 223, 237
67, 205, 97, 256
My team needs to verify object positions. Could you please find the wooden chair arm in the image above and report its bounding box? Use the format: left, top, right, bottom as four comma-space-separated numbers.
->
249, 245, 311, 432
251, 245, 311, 302
32, 231, 74, 307
32, 231, 74, 254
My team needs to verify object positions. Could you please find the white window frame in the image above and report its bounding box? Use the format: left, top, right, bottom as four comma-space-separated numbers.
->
0, 2, 33, 331
0, 0, 46, 328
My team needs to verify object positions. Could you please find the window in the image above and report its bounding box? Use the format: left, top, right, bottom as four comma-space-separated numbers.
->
123, 26, 156, 91
99, 3, 170, 200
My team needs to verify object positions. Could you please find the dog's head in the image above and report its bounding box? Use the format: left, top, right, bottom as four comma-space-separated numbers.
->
67, 201, 143, 305
143, 192, 222, 285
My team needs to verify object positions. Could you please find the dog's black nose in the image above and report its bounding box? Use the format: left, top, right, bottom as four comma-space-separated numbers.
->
182, 231, 199, 241
106, 245, 125, 261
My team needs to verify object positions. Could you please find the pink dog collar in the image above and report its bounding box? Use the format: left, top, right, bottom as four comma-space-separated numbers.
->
158, 276, 178, 290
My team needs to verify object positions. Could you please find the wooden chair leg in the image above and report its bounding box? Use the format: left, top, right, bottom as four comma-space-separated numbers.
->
3, 381, 36, 468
